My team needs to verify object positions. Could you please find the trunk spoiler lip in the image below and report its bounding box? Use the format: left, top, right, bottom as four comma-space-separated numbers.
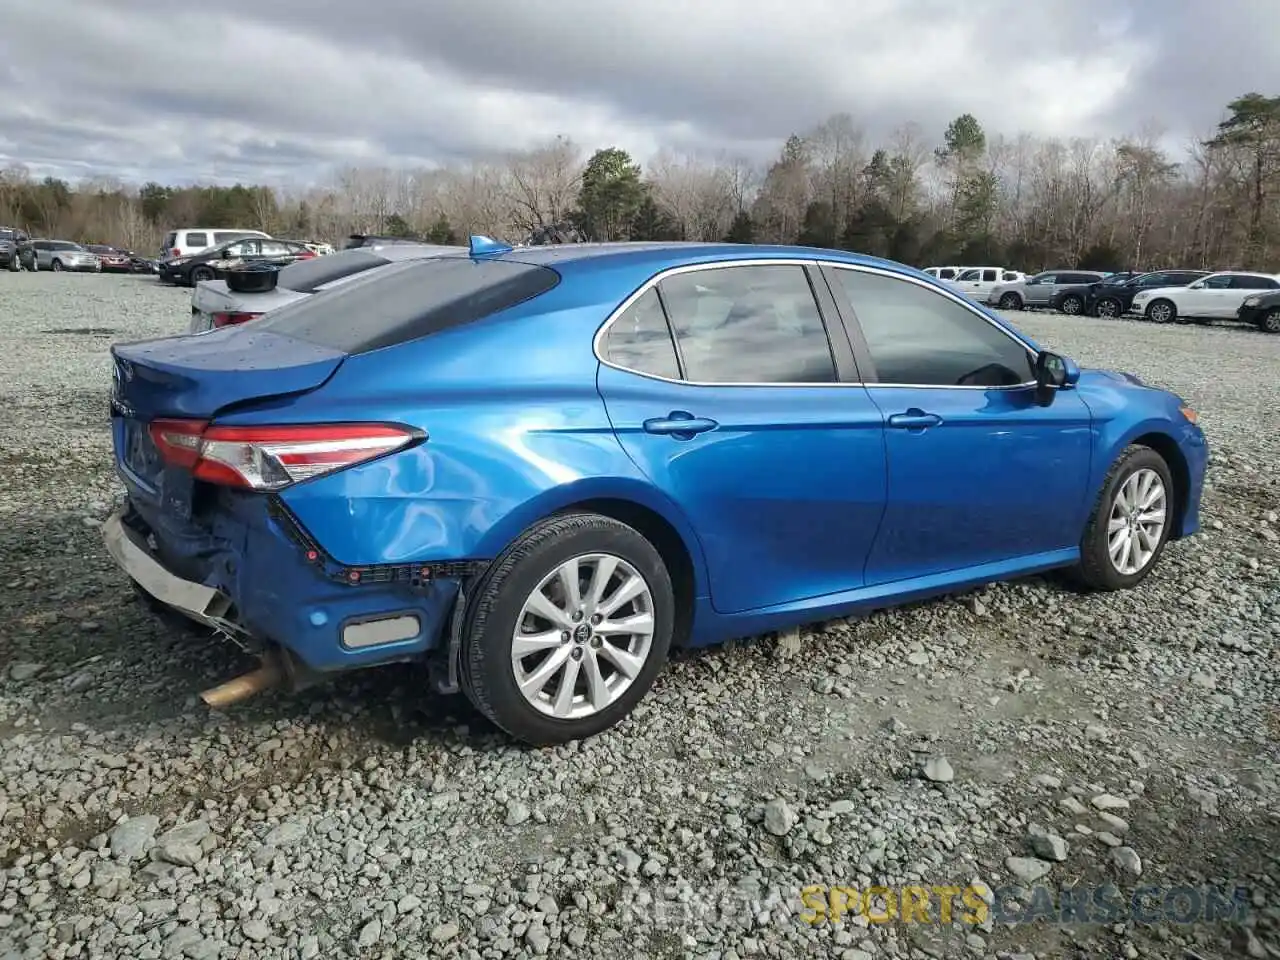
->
110, 331, 349, 421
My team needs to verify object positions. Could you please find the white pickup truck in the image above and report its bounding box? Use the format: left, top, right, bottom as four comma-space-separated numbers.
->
942, 266, 1026, 301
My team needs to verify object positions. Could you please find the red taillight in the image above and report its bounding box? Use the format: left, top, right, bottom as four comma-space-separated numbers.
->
171, 248, 181, 258
147, 419, 418, 490
299, 250, 317, 259
211, 311, 262, 328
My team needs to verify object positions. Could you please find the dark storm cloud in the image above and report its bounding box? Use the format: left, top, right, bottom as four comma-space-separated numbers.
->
0, 0, 1275, 184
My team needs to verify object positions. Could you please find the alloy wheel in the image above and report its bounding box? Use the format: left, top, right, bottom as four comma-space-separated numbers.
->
1096, 299, 1119, 318
510, 553, 655, 720
1263, 309, 1280, 334
1107, 468, 1167, 576
1062, 296, 1082, 315
1148, 301, 1173, 323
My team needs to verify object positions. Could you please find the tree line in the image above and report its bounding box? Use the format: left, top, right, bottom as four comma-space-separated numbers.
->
1, 93, 1278, 273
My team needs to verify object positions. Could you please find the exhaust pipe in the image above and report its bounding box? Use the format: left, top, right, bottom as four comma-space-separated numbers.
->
200, 655, 284, 709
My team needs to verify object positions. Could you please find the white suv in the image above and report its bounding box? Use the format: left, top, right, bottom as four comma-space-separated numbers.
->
160, 228, 271, 263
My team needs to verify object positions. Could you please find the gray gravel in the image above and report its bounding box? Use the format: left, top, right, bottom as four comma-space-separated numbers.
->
0, 272, 1277, 960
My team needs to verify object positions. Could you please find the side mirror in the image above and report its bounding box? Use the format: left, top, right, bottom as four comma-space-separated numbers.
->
1033, 351, 1079, 406
1188, 281, 1204, 290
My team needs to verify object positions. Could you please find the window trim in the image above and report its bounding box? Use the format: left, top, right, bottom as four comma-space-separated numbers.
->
592, 258, 859, 387
821, 263, 1039, 390
593, 259, 1038, 390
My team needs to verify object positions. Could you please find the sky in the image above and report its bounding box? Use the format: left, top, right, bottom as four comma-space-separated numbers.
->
1, 0, 1277, 187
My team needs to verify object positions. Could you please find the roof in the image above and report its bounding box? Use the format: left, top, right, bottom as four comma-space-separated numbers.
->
493, 240, 910, 276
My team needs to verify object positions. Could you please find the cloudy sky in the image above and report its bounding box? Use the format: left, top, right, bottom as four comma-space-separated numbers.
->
1, 0, 1276, 186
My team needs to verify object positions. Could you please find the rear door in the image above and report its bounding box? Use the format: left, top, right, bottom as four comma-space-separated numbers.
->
595, 260, 888, 614
1227, 274, 1280, 315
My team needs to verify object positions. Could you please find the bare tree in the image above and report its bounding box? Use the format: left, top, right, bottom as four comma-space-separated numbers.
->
503, 136, 583, 234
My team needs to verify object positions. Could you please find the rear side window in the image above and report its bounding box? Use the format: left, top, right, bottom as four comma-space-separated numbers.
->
603, 288, 680, 380
277, 248, 392, 293
185, 232, 208, 247
254, 257, 561, 354
981, 269, 997, 282
1230, 275, 1278, 289
214, 231, 260, 244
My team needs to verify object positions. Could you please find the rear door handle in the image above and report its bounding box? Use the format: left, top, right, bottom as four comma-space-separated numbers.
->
643, 412, 718, 437
887, 410, 943, 430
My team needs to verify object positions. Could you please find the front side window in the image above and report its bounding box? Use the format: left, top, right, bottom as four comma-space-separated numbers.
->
658, 264, 837, 384
833, 268, 1034, 388
602, 288, 680, 380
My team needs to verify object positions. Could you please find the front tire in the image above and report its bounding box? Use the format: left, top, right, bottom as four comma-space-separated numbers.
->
1061, 294, 1084, 315
461, 512, 674, 746
1145, 299, 1176, 324
51, 259, 63, 272
190, 266, 215, 284
1260, 308, 1280, 334
1073, 445, 1175, 591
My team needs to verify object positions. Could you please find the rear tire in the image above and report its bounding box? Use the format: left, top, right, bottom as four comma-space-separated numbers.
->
1072, 445, 1175, 592
1261, 308, 1280, 334
998, 292, 1023, 310
1095, 298, 1121, 319
461, 512, 674, 746
1061, 294, 1084, 315
1145, 299, 1176, 324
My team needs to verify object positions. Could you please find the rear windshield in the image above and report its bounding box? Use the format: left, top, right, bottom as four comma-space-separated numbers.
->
278, 248, 392, 293
254, 257, 561, 353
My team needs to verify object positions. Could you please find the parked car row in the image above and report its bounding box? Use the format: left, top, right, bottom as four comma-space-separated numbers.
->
936, 264, 1280, 333
0, 228, 159, 274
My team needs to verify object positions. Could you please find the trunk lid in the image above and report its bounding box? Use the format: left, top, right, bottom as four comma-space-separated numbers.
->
111, 329, 345, 422
111, 330, 346, 496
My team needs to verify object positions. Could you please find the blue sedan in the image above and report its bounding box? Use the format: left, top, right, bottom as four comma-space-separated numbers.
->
103, 238, 1207, 745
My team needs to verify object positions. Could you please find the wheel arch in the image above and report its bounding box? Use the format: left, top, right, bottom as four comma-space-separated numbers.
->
472, 479, 710, 647
1128, 431, 1191, 539
1098, 426, 1192, 540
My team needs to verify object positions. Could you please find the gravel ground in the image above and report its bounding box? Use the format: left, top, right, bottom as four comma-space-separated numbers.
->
0, 271, 1277, 960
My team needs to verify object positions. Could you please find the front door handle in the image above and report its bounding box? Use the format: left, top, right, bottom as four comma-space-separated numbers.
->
643, 412, 718, 438
887, 409, 943, 430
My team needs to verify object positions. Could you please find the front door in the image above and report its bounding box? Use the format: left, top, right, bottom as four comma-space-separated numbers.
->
595, 262, 888, 614
1024, 274, 1057, 307
824, 265, 1093, 585
1178, 274, 1234, 317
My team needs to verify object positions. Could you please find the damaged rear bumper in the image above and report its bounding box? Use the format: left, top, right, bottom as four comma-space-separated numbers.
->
101, 494, 470, 680
103, 511, 238, 632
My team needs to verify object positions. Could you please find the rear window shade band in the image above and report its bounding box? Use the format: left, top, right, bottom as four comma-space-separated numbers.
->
252, 258, 561, 354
